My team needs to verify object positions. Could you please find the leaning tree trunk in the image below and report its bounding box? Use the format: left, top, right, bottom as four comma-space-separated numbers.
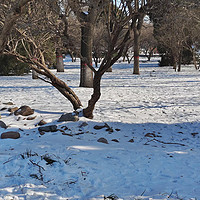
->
56, 48, 64, 72
80, 23, 93, 88
30, 60, 82, 111
133, 29, 140, 74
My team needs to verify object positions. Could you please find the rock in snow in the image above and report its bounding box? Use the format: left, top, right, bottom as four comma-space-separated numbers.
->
1, 131, 20, 139
97, 137, 109, 144
58, 113, 79, 122
14, 106, 34, 116
38, 125, 57, 132
0, 120, 7, 129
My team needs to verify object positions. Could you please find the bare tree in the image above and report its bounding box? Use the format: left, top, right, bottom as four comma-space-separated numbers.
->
151, 0, 200, 71
140, 23, 157, 61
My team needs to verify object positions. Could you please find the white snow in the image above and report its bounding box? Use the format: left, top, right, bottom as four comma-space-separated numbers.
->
0, 57, 200, 199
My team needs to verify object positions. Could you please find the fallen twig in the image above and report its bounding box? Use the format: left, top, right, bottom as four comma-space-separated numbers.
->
29, 159, 45, 171
145, 139, 185, 146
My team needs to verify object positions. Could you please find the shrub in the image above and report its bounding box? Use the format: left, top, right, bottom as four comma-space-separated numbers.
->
0, 55, 30, 76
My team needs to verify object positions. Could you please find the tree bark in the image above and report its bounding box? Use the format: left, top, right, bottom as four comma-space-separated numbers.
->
133, 29, 140, 74
56, 48, 64, 72
80, 23, 94, 88
83, 73, 102, 118
132, 1, 145, 75
177, 52, 182, 72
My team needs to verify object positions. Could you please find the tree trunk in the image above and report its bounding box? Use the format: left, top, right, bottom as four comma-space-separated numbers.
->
83, 73, 102, 119
177, 52, 182, 72
192, 50, 198, 70
148, 49, 154, 61
133, 0, 140, 75
32, 69, 38, 79
56, 48, 64, 72
126, 54, 131, 64
173, 56, 177, 71
80, 23, 93, 88
133, 30, 140, 74
28, 58, 82, 111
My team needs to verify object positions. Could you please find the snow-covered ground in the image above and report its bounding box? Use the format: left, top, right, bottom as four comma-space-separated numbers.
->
0, 57, 200, 199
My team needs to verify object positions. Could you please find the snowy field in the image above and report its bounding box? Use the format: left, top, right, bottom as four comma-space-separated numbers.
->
0, 57, 200, 199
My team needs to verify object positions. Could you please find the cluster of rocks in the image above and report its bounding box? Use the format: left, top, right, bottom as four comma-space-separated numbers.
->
0, 105, 34, 139
0, 103, 81, 139
0, 105, 34, 116
1, 103, 134, 144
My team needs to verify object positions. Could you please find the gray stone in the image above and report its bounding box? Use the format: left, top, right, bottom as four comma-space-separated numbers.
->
14, 106, 34, 116
38, 125, 57, 132
97, 137, 109, 144
0, 121, 7, 129
1, 131, 20, 139
58, 113, 79, 122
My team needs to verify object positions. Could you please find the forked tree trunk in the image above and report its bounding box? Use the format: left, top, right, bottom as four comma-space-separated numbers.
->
80, 23, 93, 88
56, 48, 64, 72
